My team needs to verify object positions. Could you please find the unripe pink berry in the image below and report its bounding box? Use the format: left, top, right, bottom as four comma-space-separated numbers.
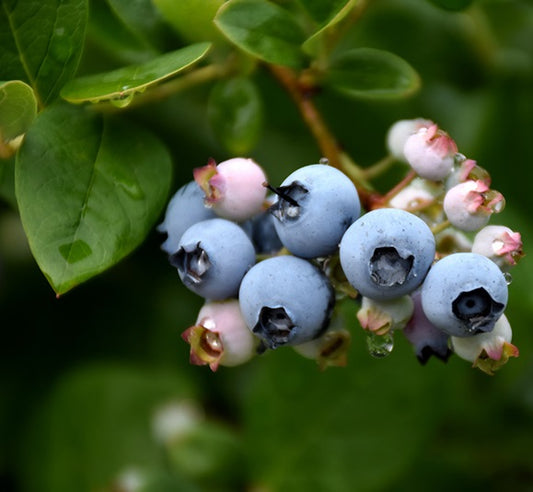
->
451, 314, 519, 375
356, 295, 414, 336
194, 157, 267, 221
446, 158, 491, 189
386, 118, 433, 161
182, 300, 257, 371
292, 321, 351, 370
443, 180, 505, 231
403, 124, 458, 181
472, 225, 523, 270
388, 177, 440, 211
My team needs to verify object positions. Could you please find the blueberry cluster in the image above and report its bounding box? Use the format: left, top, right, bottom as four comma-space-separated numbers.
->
160, 121, 523, 375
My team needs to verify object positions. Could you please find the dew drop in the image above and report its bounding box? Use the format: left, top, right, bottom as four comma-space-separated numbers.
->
110, 92, 134, 108
319, 157, 329, 165
504, 272, 513, 285
366, 332, 394, 359
454, 153, 467, 165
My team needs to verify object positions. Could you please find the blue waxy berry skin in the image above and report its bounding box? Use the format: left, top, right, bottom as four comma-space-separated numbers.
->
421, 252, 508, 337
339, 208, 436, 300
171, 218, 255, 300
269, 164, 360, 258
158, 181, 216, 255
249, 210, 283, 254
238, 256, 335, 349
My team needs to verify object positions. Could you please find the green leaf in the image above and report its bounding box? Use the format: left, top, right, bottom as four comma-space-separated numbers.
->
298, 0, 354, 26
86, 0, 160, 64
60, 42, 211, 104
0, 0, 88, 107
106, 0, 171, 51
325, 48, 420, 99
15, 104, 172, 295
301, 0, 358, 56
153, 0, 225, 43
208, 77, 263, 154
214, 0, 307, 68
0, 80, 37, 143
427, 0, 474, 11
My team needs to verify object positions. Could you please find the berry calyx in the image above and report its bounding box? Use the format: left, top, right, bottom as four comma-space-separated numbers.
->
193, 157, 267, 221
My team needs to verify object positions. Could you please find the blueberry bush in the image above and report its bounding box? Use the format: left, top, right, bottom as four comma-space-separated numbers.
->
1, 0, 533, 490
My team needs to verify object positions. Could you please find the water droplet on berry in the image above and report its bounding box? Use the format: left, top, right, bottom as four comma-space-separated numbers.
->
366, 332, 394, 358
454, 153, 467, 165
504, 272, 513, 285
205, 330, 222, 350
319, 157, 329, 165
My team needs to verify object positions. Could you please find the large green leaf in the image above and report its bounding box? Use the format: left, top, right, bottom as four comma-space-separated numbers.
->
15, 104, 172, 295
0, 80, 37, 143
153, 0, 225, 43
325, 48, 420, 99
60, 42, 211, 105
0, 0, 88, 107
208, 76, 263, 154
214, 0, 307, 68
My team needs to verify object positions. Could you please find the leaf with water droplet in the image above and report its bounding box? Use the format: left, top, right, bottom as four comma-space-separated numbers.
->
60, 43, 211, 105
15, 104, 172, 295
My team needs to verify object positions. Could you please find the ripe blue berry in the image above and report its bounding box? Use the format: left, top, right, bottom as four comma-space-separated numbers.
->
238, 255, 335, 349
339, 208, 435, 300
158, 181, 216, 255
269, 164, 360, 258
248, 210, 283, 254
421, 252, 508, 337
171, 218, 255, 300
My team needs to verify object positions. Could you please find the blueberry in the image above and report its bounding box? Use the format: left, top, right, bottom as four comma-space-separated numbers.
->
339, 208, 435, 300
171, 218, 256, 300
269, 164, 360, 258
249, 210, 283, 254
421, 252, 508, 337
238, 256, 335, 349
158, 181, 216, 255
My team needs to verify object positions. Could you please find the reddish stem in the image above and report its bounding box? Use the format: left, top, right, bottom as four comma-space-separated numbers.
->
269, 64, 379, 209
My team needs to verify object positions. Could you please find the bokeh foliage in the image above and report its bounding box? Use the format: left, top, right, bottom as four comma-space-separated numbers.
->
1, 0, 532, 490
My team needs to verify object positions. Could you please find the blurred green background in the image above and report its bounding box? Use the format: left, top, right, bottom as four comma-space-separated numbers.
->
1, 0, 533, 490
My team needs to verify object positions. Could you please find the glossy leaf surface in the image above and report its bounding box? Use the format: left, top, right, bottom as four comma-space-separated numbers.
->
302, 0, 358, 55
208, 77, 263, 154
60, 42, 211, 104
214, 0, 307, 68
326, 48, 420, 99
16, 104, 172, 294
153, 0, 225, 43
0, 0, 88, 106
0, 80, 37, 142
